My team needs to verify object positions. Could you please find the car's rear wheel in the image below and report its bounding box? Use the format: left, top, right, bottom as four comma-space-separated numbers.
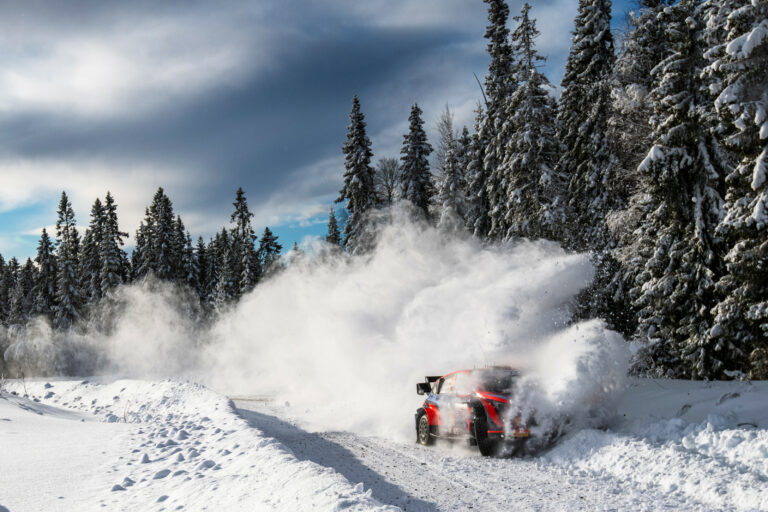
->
471, 404, 499, 457
417, 412, 434, 446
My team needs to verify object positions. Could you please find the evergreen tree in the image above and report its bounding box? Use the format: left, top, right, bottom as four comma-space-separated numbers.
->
132, 213, 151, 280
400, 103, 434, 217
557, 0, 616, 251
205, 236, 220, 306
9, 259, 36, 326
213, 229, 235, 306
172, 216, 187, 282
230, 188, 259, 296
465, 104, 492, 237
611, 0, 674, 188
195, 237, 210, 303
436, 142, 466, 228
1, 258, 19, 325
54, 191, 82, 330
630, 0, 728, 379
480, 0, 516, 236
33, 228, 57, 320
326, 208, 342, 247
708, 0, 768, 377
500, 3, 564, 240
0, 254, 9, 324
148, 188, 177, 281
182, 231, 200, 293
257, 227, 282, 275
336, 96, 377, 252
80, 197, 105, 302
99, 192, 128, 296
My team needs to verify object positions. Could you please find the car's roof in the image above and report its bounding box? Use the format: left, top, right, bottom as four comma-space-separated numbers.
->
441, 367, 519, 379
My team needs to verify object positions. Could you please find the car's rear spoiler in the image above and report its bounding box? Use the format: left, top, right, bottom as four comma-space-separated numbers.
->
417, 376, 443, 395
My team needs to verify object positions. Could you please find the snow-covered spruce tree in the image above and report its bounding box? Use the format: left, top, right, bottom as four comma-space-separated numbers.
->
434, 105, 458, 179
0, 255, 8, 323
8, 259, 36, 326
213, 228, 235, 307
499, 3, 564, 241
131, 210, 151, 280
336, 96, 377, 253
99, 191, 128, 297
80, 197, 105, 303
611, 0, 674, 184
172, 216, 188, 283
195, 237, 210, 303
0, 257, 19, 324
257, 227, 282, 276
630, 0, 728, 379
481, 0, 516, 239
148, 188, 177, 281
400, 103, 434, 217
230, 187, 260, 296
456, 126, 472, 181
434, 106, 466, 227
181, 231, 200, 295
707, 0, 768, 377
557, 0, 616, 251
33, 228, 57, 321
54, 191, 83, 330
374, 158, 400, 207
436, 142, 467, 228
465, 104, 492, 238
326, 208, 343, 247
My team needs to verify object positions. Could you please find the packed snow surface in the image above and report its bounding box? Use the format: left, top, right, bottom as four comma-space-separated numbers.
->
1, 377, 766, 511
0, 378, 392, 512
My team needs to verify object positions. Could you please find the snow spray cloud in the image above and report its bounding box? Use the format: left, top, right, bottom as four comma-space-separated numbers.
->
1, 206, 629, 442
204, 207, 629, 441
1, 278, 204, 378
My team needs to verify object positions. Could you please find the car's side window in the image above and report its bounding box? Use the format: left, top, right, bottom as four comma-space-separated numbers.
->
440, 375, 455, 394
454, 372, 472, 395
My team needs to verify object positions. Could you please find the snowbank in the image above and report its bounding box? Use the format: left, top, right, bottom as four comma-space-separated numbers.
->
1, 379, 395, 512
544, 379, 768, 512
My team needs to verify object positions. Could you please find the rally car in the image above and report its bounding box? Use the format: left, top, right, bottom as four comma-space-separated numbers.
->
415, 367, 532, 457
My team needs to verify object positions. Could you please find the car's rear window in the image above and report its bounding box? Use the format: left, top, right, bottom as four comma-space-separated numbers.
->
473, 369, 519, 393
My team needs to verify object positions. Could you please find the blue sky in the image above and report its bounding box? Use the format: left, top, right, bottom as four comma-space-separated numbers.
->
0, 0, 636, 260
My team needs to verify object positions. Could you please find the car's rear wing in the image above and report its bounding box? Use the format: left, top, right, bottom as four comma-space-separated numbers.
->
416, 376, 443, 395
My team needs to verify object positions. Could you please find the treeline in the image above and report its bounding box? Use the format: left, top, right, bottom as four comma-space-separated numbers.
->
333, 0, 767, 380
0, 187, 286, 334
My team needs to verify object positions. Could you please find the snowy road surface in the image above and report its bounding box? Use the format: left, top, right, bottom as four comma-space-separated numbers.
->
235, 400, 720, 512
1, 378, 766, 511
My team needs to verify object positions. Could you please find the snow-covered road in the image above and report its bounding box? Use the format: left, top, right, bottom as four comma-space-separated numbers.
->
235, 400, 710, 512
2, 378, 766, 511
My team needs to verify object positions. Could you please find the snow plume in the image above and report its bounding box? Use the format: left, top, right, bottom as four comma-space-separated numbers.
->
1, 278, 203, 378
204, 207, 629, 440
1, 207, 629, 442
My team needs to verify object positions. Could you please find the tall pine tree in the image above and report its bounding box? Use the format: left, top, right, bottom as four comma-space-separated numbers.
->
54, 191, 82, 330
708, 0, 768, 377
33, 228, 57, 321
557, 0, 616, 251
630, 0, 728, 378
500, 3, 564, 241
400, 103, 434, 217
336, 96, 377, 252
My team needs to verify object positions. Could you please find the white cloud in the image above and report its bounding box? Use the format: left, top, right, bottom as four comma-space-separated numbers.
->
0, 6, 275, 118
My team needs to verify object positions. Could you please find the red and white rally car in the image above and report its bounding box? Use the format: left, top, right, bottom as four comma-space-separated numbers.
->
415, 366, 534, 457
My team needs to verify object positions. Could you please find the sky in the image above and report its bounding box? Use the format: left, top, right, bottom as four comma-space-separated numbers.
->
0, 0, 636, 260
